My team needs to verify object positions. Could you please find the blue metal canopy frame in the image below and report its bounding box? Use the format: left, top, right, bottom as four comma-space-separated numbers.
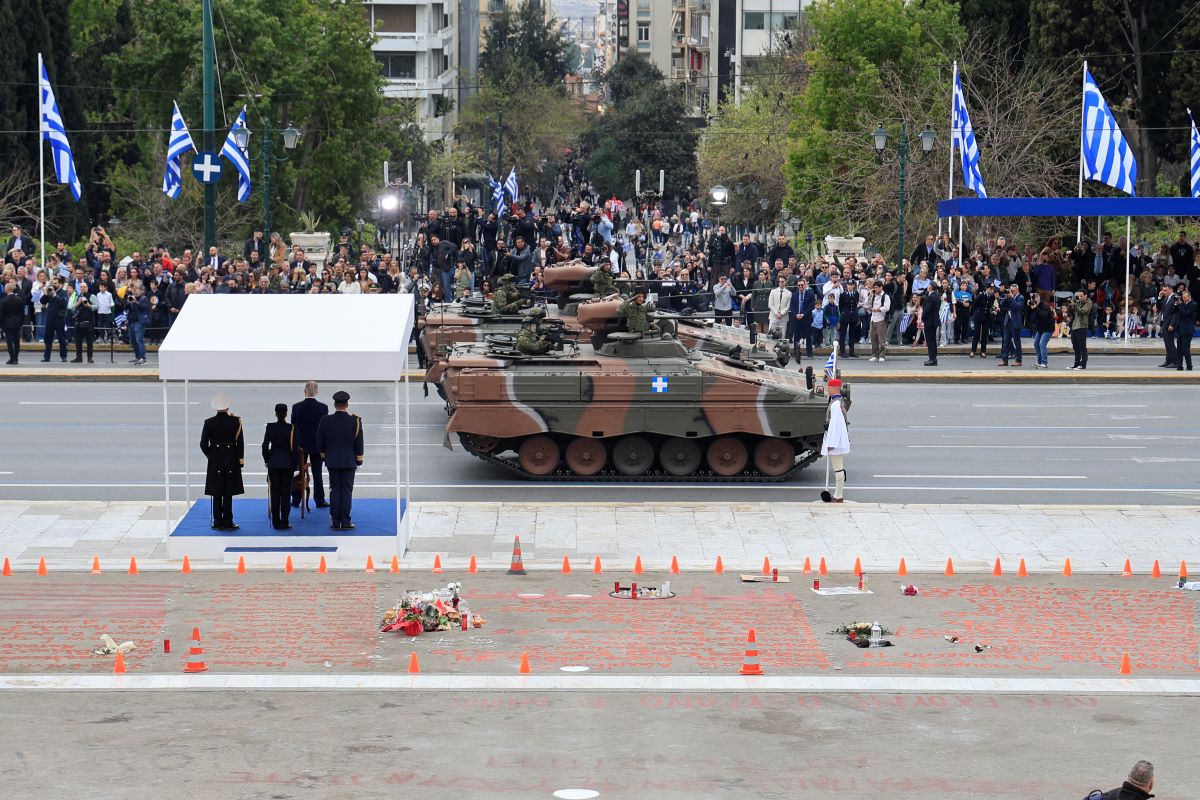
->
938, 197, 1200, 218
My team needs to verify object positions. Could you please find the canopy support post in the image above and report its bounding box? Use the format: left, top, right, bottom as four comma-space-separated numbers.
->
184, 379, 190, 505
162, 380, 172, 537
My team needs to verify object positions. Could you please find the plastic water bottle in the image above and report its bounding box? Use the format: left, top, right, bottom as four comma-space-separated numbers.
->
869, 621, 882, 646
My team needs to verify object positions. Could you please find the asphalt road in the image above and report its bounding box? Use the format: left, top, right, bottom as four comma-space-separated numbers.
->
1, 381, 1196, 504
2, 690, 1193, 799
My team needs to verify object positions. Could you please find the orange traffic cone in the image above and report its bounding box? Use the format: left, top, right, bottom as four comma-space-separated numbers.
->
818, 557, 828, 576
181, 555, 192, 574
1017, 558, 1028, 577
944, 558, 955, 576
183, 627, 208, 673
762, 556, 772, 575
1151, 559, 1161, 578
670, 555, 680, 574
390, 555, 400, 574
518, 652, 531, 674
408, 652, 420, 674
318, 555, 328, 574
593, 556, 603, 574
507, 536, 526, 575
897, 558, 907, 577
561, 555, 572, 574
633, 555, 644, 574
432, 554, 443, 574
738, 628, 764, 676
468, 555, 478, 574
37, 557, 47, 576
2, 557, 10, 576
1062, 558, 1073, 577
91, 557, 101, 575
1119, 653, 1132, 675
714, 556, 724, 574
852, 557, 863, 577
236, 556, 247, 574
128, 557, 139, 575
365, 555, 376, 574
992, 558, 1002, 576
1121, 559, 1132, 577
803, 556, 812, 574
113, 651, 127, 674
1180, 560, 1189, 579
284, 555, 294, 574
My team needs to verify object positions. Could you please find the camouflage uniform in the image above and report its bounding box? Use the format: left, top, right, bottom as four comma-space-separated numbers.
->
619, 297, 659, 335
516, 308, 554, 355
492, 275, 529, 314
591, 267, 616, 296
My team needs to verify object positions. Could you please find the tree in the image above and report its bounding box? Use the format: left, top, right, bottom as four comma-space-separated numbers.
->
478, 0, 570, 95
583, 55, 697, 199
958, 0, 1030, 63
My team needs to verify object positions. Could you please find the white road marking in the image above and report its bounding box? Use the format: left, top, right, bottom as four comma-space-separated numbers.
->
18, 401, 201, 405
906, 445, 1145, 450
971, 404, 1148, 409
907, 425, 1140, 430
872, 474, 1087, 480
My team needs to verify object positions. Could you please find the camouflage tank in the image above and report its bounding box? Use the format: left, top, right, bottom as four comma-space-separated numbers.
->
440, 297, 836, 481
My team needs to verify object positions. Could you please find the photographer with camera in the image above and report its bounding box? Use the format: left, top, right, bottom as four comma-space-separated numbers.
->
1067, 289, 1093, 370
39, 275, 69, 363
68, 281, 97, 363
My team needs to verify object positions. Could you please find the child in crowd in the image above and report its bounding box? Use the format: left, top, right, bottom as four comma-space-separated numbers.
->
822, 295, 839, 348
1100, 303, 1118, 337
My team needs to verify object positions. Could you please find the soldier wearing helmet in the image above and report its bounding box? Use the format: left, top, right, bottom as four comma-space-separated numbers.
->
492, 273, 531, 315
590, 265, 617, 297
516, 306, 554, 355
619, 290, 660, 336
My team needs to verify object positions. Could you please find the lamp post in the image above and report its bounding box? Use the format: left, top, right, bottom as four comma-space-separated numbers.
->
233, 120, 302, 241
709, 184, 728, 231
758, 197, 769, 241
872, 122, 935, 270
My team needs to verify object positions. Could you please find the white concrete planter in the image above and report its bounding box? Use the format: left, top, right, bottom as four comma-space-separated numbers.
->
289, 231, 332, 273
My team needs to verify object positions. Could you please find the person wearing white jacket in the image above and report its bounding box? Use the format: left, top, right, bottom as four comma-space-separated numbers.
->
820, 378, 850, 503
768, 276, 791, 338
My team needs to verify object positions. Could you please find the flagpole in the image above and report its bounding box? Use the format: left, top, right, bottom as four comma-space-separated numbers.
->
1076, 60, 1086, 245
38, 52, 46, 273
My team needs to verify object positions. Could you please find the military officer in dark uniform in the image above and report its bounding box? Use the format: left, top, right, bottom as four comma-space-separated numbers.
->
317, 390, 364, 530
199, 392, 245, 530
291, 380, 329, 509
262, 403, 300, 530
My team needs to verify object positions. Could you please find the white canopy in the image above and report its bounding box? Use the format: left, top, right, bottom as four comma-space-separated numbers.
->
159, 294, 413, 381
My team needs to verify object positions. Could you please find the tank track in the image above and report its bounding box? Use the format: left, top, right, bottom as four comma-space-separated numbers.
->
459, 436, 823, 482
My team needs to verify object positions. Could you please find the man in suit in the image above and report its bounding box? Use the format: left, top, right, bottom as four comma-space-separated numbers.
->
243, 227, 267, 263
1159, 286, 1180, 368
5, 225, 34, 265
910, 234, 937, 269
789, 277, 816, 359
0, 280, 25, 364
291, 381, 329, 508
920, 285, 942, 366
262, 403, 300, 530
317, 390, 364, 531
1171, 288, 1196, 371
199, 392, 245, 530
40, 276, 69, 362
998, 283, 1026, 367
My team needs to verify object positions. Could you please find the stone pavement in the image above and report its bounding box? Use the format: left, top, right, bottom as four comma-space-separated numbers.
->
1, 500, 1197, 574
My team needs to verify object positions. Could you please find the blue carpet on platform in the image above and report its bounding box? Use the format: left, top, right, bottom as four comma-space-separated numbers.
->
171, 498, 404, 539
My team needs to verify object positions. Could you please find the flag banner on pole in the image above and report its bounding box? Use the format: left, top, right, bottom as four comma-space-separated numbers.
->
1081, 67, 1137, 196
951, 64, 987, 198
38, 56, 82, 202
219, 106, 252, 202
488, 174, 504, 212
162, 101, 197, 199
503, 167, 519, 205
824, 349, 837, 381
1189, 109, 1200, 199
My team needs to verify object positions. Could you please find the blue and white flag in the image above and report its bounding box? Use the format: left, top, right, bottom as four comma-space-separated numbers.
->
38, 54, 82, 202
219, 106, 252, 202
488, 173, 505, 212
1188, 109, 1200, 199
503, 167, 519, 206
1081, 66, 1137, 196
951, 62, 987, 198
824, 349, 837, 382
162, 102, 197, 199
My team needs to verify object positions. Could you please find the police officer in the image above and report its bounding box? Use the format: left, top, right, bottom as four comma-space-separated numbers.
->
516, 307, 554, 355
291, 381, 329, 509
317, 390, 364, 530
199, 392, 244, 530
262, 403, 300, 530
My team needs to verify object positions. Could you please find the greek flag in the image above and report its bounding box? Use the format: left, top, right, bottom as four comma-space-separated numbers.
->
114, 311, 128, 329
38, 54, 82, 202
1189, 109, 1200, 199
503, 167, 519, 206
488, 174, 505, 212
219, 106, 252, 202
1081, 66, 1137, 196
824, 349, 837, 381
951, 62, 986, 198
162, 101, 197, 199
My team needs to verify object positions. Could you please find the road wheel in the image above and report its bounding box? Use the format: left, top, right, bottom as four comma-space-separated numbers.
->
565, 437, 606, 476
612, 436, 654, 476
462, 433, 499, 454
518, 436, 560, 476
706, 436, 748, 476
659, 438, 701, 476
753, 438, 795, 476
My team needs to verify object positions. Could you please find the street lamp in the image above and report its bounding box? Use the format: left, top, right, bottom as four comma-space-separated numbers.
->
758, 197, 769, 241
709, 185, 728, 206
237, 118, 303, 241
872, 121, 935, 270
